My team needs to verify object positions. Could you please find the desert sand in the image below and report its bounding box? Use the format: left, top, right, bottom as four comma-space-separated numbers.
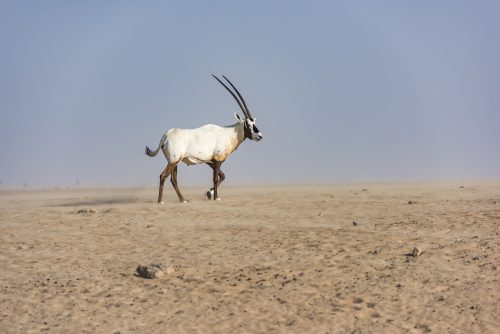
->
0, 183, 498, 333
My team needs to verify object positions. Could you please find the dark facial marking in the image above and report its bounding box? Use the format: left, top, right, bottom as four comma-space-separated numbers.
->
243, 122, 253, 139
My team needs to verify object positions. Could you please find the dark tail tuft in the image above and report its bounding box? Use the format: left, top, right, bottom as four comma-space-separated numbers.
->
145, 133, 166, 157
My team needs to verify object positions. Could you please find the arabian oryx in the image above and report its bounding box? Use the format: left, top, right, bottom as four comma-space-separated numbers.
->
145, 75, 262, 204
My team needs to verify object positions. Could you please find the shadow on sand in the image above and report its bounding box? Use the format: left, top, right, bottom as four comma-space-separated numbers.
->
48, 197, 146, 207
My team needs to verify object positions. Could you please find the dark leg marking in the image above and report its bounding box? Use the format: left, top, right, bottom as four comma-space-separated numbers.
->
217, 169, 225, 187
212, 162, 220, 200
207, 162, 225, 200
170, 165, 186, 203
158, 162, 176, 204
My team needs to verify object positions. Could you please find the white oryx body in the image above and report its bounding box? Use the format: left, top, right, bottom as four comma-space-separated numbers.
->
145, 75, 262, 203
148, 122, 246, 166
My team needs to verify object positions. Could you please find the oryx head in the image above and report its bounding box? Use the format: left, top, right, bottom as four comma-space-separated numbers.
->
212, 74, 263, 142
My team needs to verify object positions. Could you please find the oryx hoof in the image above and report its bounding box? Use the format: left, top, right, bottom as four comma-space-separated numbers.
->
215, 197, 221, 201
206, 189, 214, 200
180, 199, 188, 204
158, 201, 165, 205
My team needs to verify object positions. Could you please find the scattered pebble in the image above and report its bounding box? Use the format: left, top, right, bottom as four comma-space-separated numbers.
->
408, 200, 417, 205
353, 297, 364, 304
352, 221, 358, 226
77, 209, 97, 214
411, 247, 423, 257
414, 324, 431, 333
318, 212, 324, 217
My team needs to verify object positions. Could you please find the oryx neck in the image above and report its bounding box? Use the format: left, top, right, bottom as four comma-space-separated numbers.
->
233, 121, 246, 145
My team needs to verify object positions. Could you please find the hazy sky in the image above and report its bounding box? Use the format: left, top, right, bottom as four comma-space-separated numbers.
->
1, 1, 499, 188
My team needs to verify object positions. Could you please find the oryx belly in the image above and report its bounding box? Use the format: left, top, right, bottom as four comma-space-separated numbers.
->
181, 156, 208, 165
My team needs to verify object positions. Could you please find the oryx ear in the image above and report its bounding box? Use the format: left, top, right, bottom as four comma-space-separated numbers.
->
234, 112, 243, 121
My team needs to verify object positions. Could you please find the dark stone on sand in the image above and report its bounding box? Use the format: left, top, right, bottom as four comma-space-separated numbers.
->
136, 264, 164, 279
411, 247, 423, 257
77, 208, 97, 214
136, 262, 174, 279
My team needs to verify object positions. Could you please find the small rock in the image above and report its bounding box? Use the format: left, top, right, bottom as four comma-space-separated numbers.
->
459, 186, 464, 189
136, 265, 163, 279
77, 208, 97, 214
318, 212, 324, 216
136, 262, 174, 279
408, 200, 417, 205
353, 297, 364, 304
411, 247, 423, 257
352, 221, 358, 226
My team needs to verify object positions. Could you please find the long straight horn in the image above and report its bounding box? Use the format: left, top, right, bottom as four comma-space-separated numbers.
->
222, 75, 253, 119
212, 74, 249, 118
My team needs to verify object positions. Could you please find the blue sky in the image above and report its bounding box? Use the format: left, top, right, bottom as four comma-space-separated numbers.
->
1, 1, 499, 187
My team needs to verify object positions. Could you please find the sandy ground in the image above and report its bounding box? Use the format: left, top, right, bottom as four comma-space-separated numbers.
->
0, 183, 499, 333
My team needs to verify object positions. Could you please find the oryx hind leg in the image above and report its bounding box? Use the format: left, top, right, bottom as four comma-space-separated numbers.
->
170, 165, 187, 203
158, 162, 176, 204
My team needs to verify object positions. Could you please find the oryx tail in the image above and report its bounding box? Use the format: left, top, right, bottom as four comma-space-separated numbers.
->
145, 133, 167, 157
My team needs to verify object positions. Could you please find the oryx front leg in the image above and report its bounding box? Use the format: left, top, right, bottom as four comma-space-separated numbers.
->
170, 165, 187, 203
158, 162, 176, 204
207, 162, 224, 201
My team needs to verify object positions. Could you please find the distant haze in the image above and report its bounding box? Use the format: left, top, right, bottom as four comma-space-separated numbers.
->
1, 1, 499, 188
